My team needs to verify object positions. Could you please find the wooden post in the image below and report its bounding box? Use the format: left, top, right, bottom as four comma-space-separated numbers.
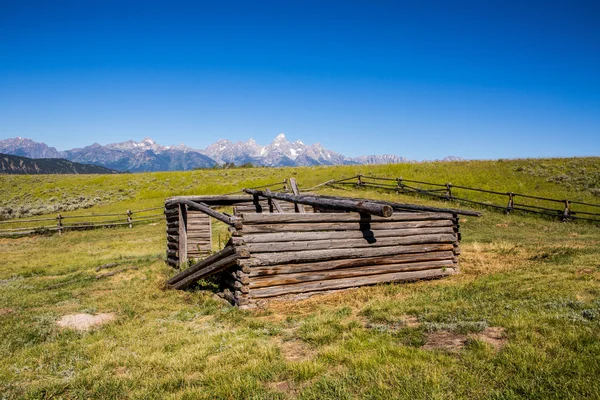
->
562, 200, 571, 221
283, 179, 289, 192
396, 178, 403, 194
445, 183, 453, 200
57, 213, 63, 235
288, 178, 305, 213
506, 193, 514, 214
178, 203, 188, 266
357, 175, 363, 187
127, 209, 132, 228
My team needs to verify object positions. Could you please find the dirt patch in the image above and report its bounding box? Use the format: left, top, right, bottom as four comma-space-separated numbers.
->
403, 315, 420, 328
422, 330, 468, 352
474, 327, 507, 350
422, 326, 506, 352
268, 380, 294, 394
114, 366, 128, 377
56, 313, 116, 331
0, 308, 15, 316
576, 268, 595, 275
276, 338, 315, 362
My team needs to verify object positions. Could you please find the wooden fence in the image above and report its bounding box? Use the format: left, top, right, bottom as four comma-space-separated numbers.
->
325, 175, 600, 223
0, 207, 165, 237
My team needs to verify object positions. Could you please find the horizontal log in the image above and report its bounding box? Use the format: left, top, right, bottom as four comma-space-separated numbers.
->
223, 269, 250, 285
244, 189, 394, 218
166, 257, 179, 268
171, 254, 241, 290
240, 227, 455, 244
316, 193, 481, 217
239, 243, 454, 267
241, 212, 453, 224
245, 233, 457, 254
248, 250, 455, 276
248, 267, 456, 298
168, 242, 179, 250
249, 259, 456, 288
168, 195, 255, 205
167, 227, 180, 235
167, 249, 178, 258
241, 219, 454, 234
221, 275, 248, 293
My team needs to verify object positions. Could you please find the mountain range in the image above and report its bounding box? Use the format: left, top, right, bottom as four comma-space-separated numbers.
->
0, 134, 462, 172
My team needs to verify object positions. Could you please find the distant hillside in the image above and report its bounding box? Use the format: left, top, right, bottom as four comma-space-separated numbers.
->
0, 153, 120, 175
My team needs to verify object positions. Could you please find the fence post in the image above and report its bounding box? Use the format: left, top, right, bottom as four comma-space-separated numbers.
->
445, 183, 453, 200
562, 200, 571, 221
283, 179, 288, 192
127, 209, 132, 228
57, 213, 63, 235
506, 192, 514, 214
357, 175, 363, 187
396, 178, 403, 194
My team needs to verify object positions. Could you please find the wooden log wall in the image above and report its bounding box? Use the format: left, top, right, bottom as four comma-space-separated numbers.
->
186, 211, 212, 259
165, 203, 212, 268
219, 211, 461, 307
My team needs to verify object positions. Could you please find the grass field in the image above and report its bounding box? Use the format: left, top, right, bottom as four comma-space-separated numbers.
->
1, 158, 599, 399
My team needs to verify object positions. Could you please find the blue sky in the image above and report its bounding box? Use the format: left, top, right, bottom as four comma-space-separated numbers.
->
1, 0, 599, 159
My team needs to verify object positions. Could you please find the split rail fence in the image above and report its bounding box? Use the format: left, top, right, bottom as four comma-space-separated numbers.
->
0, 207, 165, 237
325, 175, 600, 223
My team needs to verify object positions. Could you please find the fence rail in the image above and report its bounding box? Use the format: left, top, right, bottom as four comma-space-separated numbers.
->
0, 206, 165, 237
325, 175, 600, 223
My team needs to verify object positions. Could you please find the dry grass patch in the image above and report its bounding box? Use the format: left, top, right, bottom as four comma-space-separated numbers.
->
56, 312, 116, 331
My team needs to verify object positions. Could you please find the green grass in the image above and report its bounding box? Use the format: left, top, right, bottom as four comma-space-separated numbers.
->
1, 158, 600, 399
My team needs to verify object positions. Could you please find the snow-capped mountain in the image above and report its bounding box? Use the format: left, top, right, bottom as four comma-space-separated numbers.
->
0, 137, 61, 159
0, 134, 463, 172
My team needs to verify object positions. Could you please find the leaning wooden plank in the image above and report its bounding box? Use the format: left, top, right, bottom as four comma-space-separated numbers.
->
241, 212, 453, 224
244, 189, 394, 218
241, 219, 454, 234
165, 199, 241, 227
241, 227, 455, 243
170, 254, 241, 290
248, 267, 457, 298
244, 233, 457, 253
239, 243, 454, 267
249, 259, 456, 288
248, 250, 455, 276
167, 246, 236, 285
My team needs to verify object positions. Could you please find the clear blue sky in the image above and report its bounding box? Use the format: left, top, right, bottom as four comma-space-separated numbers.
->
1, 0, 599, 159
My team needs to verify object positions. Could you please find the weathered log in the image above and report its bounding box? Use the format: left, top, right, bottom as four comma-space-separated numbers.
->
239, 243, 454, 267
166, 257, 179, 268
240, 227, 455, 244
167, 246, 236, 285
244, 189, 393, 218
241, 219, 453, 234
170, 254, 241, 290
241, 212, 453, 224
167, 227, 180, 235
223, 269, 250, 285
316, 194, 481, 217
248, 267, 457, 298
165, 198, 241, 227
249, 259, 456, 288
220, 288, 237, 305
221, 274, 249, 293
243, 233, 457, 254
247, 250, 455, 276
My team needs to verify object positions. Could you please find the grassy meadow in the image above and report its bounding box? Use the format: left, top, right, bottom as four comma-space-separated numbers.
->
1, 157, 600, 399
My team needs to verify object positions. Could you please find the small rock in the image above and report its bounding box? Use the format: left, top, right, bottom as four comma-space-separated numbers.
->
56, 313, 116, 331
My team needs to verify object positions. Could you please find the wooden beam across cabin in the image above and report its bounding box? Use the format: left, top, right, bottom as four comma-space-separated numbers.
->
165, 198, 241, 227
244, 189, 394, 217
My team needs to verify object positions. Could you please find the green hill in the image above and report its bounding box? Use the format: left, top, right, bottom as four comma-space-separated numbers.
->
0, 153, 120, 175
